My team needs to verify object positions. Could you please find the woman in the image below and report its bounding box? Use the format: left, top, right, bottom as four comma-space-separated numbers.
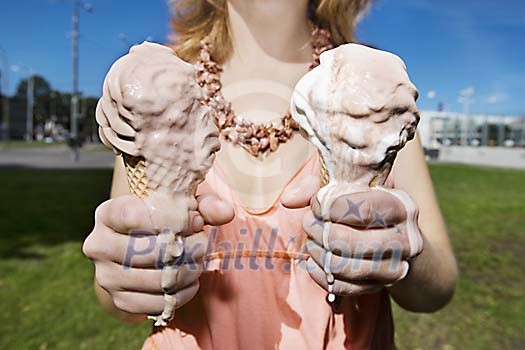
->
83, 0, 458, 349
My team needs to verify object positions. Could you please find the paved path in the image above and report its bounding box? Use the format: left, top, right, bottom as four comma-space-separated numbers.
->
0, 144, 115, 169
437, 146, 525, 169
3, 143, 524, 170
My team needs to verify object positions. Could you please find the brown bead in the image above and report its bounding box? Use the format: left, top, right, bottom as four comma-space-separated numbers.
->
249, 143, 259, 155
218, 114, 226, 128
269, 133, 278, 151
245, 126, 253, 138
271, 120, 282, 129
257, 128, 269, 138
260, 137, 269, 151
228, 130, 239, 144
233, 116, 243, 125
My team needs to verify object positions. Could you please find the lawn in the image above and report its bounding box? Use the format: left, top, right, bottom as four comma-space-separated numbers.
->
0, 164, 523, 349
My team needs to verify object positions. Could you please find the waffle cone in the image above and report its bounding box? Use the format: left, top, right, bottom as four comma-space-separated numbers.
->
125, 151, 330, 196
319, 152, 330, 187
123, 154, 148, 199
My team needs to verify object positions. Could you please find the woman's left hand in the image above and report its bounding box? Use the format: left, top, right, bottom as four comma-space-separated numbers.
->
282, 176, 424, 296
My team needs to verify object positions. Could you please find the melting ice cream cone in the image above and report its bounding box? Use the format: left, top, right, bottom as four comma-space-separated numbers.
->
96, 42, 220, 326
290, 43, 420, 301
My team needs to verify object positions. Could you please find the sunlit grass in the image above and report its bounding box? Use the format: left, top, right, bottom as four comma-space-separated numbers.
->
393, 164, 525, 350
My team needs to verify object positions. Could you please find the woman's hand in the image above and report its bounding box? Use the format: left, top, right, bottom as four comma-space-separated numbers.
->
282, 176, 423, 296
82, 193, 234, 316
304, 185, 424, 296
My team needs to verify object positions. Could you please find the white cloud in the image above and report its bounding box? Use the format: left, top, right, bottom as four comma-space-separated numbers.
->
459, 86, 475, 97
427, 90, 437, 99
486, 92, 509, 104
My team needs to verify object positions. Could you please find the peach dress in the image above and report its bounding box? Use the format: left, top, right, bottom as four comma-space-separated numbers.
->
142, 152, 395, 350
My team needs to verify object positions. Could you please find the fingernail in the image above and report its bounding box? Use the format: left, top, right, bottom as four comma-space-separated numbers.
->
397, 261, 410, 281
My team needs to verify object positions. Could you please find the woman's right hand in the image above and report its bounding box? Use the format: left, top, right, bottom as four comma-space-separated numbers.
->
82, 193, 234, 316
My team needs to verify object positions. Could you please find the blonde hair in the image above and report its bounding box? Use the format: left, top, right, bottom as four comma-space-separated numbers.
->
168, 0, 372, 64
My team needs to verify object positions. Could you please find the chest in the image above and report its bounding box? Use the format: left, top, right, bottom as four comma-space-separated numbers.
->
212, 60, 316, 213
214, 136, 316, 214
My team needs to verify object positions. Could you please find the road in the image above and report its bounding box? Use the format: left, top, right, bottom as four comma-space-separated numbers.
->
0, 144, 114, 169
2, 143, 523, 170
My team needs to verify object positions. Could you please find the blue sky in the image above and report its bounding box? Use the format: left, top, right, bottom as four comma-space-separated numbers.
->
0, 0, 523, 115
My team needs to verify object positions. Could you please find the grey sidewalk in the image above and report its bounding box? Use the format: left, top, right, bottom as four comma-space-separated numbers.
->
437, 146, 525, 169
0, 144, 115, 169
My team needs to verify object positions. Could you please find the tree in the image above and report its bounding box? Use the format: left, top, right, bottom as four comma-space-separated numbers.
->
10, 74, 100, 142
80, 96, 99, 142
15, 75, 53, 127
16, 75, 51, 98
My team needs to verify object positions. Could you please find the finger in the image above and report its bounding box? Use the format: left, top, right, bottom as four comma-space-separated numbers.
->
84, 224, 162, 267
101, 194, 205, 235
314, 189, 408, 228
160, 233, 208, 291
96, 234, 206, 294
112, 283, 200, 315
377, 187, 423, 258
161, 262, 203, 294
306, 240, 409, 283
189, 211, 205, 233
303, 211, 410, 258
95, 261, 162, 294
281, 174, 321, 209
84, 226, 208, 268
197, 193, 235, 226
172, 282, 200, 309
182, 232, 209, 263
99, 196, 155, 233
120, 230, 207, 268
112, 290, 165, 315
306, 258, 384, 296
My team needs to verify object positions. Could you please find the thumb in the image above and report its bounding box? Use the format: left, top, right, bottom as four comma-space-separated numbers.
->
280, 174, 321, 209
196, 193, 235, 226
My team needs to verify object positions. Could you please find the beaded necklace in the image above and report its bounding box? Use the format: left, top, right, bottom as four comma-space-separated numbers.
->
195, 26, 333, 157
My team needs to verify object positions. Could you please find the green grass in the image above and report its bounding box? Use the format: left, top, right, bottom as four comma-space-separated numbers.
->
393, 164, 525, 350
0, 169, 150, 349
0, 164, 523, 349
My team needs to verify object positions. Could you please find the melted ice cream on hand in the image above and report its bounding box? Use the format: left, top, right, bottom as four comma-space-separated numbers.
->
291, 43, 419, 189
95, 42, 220, 326
290, 43, 421, 302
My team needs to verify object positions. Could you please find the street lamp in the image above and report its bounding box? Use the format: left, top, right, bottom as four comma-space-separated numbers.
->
0, 45, 9, 143
70, 0, 92, 161
458, 86, 475, 146
12, 64, 35, 142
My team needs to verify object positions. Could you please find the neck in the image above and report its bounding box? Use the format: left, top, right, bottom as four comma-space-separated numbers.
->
226, 0, 312, 64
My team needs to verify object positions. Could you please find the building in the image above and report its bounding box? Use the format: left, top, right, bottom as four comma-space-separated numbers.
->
419, 111, 525, 149
418, 111, 525, 168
